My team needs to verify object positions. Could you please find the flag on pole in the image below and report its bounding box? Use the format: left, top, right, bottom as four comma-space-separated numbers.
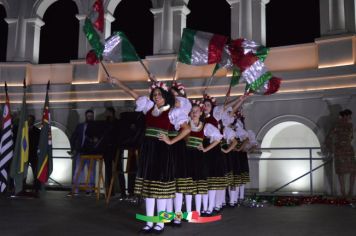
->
83, 0, 105, 64
178, 28, 228, 66
10, 80, 29, 194
102, 31, 140, 63
0, 82, 14, 193
37, 81, 53, 184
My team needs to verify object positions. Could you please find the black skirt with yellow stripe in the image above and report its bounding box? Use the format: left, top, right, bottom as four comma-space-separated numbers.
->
169, 131, 195, 194
204, 139, 228, 190
238, 151, 250, 184
134, 134, 176, 199
186, 146, 208, 194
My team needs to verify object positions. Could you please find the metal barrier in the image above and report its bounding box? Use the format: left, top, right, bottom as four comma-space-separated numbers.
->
249, 147, 328, 195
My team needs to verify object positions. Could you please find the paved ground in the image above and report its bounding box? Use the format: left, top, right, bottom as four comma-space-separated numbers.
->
1, 191, 356, 236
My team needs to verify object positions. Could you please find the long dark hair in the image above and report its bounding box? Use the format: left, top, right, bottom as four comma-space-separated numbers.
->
149, 87, 175, 108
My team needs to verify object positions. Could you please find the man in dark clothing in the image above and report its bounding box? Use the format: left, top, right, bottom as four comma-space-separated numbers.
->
68, 109, 95, 196
27, 115, 41, 194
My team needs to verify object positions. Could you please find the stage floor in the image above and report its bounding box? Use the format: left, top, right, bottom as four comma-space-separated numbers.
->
1, 191, 356, 236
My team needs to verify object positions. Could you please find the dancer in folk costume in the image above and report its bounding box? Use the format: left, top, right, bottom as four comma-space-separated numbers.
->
185, 100, 222, 215
213, 95, 249, 210
160, 82, 193, 227
108, 77, 188, 234
234, 111, 251, 204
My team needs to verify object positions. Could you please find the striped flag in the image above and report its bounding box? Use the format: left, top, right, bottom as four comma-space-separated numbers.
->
102, 31, 140, 63
10, 80, 29, 194
37, 81, 53, 183
178, 28, 228, 66
0, 82, 14, 193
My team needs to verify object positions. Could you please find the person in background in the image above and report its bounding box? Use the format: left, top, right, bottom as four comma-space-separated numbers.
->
332, 109, 355, 197
68, 109, 95, 196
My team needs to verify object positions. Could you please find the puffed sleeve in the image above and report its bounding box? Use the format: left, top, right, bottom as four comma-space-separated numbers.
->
213, 105, 224, 121
169, 108, 189, 130
176, 96, 192, 115
135, 96, 154, 114
247, 130, 257, 145
204, 123, 223, 143
223, 126, 236, 143
236, 126, 248, 141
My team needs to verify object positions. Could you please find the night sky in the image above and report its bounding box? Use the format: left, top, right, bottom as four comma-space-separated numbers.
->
0, 0, 320, 63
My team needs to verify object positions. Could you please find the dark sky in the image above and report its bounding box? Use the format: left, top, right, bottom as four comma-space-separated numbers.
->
0, 0, 320, 63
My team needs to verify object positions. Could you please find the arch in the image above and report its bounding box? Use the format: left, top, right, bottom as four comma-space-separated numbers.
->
186, 0, 230, 36
32, 0, 84, 18
0, 0, 9, 14
38, 0, 79, 64
259, 121, 323, 193
106, 0, 123, 15
111, 0, 153, 58
256, 114, 324, 147
0, 3, 7, 62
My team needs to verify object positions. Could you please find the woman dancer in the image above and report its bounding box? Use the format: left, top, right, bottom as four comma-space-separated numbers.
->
109, 77, 188, 234
185, 100, 222, 215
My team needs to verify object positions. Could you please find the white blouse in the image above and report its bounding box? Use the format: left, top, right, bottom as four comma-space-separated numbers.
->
223, 126, 236, 144
213, 105, 234, 127
235, 120, 249, 141
169, 108, 189, 131
135, 96, 171, 118
135, 96, 154, 115
204, 123, 223, 143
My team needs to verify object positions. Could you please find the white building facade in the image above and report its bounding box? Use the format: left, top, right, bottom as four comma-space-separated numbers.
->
0, 0, 356, 195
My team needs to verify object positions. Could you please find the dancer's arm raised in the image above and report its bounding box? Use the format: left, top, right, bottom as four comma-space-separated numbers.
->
108, 76, 139, 100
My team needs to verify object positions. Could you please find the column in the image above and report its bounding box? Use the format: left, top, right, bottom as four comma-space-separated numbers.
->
320, 0, 347, 35
25, 17, 45, 63
104, 12, 115, 39
76, 14, 88, 59
172, 5, 190, 52
160, 0, 174, 53
150, 0, 189, 54
4, 18, 18, 61
227, 0, 269, 45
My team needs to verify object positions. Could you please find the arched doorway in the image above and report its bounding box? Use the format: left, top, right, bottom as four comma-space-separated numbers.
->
0, 4, 7, 62
38, 0, 79, 64
259, 121, 323, 193
111, 0, 153, 58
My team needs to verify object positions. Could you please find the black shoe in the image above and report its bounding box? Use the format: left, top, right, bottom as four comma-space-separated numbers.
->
173, 220, 182, 227
153, 225, 164, 234
213, 207, 221, 214
139, 225, 153, 234
165, 220, 174, 227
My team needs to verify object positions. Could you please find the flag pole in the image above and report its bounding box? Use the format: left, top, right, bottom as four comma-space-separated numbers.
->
137, 58, 157, 82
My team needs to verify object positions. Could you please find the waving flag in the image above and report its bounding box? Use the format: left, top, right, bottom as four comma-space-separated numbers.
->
0, 82, 14, 193
10, 80, 29, 194
178, 28, 228, 65
37, 81, 53, 183
102, 31, 140, 63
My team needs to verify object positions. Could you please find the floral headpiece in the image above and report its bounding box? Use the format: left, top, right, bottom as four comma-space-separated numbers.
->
191, 99, 204, 110
149, 81, 169, 93
202, 94, 216, 106
171, 81, 186, 96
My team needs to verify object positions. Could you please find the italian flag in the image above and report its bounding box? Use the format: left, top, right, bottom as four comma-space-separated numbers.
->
230, 38, 280, 94
102, 32, 140, 63
178, 28, 228, 65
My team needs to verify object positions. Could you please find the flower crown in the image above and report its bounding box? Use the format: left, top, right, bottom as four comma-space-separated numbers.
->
202, 94, 216, 106
191, 99, 204, 110
149, 81, 169, 93
171, 81, 186, 95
